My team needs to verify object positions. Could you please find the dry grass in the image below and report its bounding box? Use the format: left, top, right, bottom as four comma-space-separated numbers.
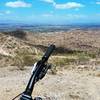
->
0, 29, 100, 71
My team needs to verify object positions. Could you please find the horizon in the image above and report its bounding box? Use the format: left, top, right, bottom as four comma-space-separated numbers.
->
0, 0, 100, 24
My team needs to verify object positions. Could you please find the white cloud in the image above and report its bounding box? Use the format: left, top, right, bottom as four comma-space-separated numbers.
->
96, 1, 100, 4
5, 1, 32, 8
53, 2, 84, 9
40, 0, 84, 9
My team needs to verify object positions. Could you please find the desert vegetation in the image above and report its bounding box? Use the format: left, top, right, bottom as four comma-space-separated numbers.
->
0, 29, 100, 100
0, 29, 100, 71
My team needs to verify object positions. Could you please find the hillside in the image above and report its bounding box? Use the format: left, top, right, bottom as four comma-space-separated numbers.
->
0, 29, 100, 100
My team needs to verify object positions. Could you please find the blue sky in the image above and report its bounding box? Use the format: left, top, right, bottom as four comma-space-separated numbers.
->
0, 0, 100, 24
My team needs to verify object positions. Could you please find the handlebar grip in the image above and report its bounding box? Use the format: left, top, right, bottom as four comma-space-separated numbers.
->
43, 44, 55, 60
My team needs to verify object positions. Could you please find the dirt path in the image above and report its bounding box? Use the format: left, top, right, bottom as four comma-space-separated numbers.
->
0, 66, 100, 100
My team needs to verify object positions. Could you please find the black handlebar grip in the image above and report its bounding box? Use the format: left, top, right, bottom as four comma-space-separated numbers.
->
43, 44, 55, 60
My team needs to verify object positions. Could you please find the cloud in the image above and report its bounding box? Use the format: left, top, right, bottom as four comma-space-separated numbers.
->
5, 1, 32, 8
40, 0, 84, 9
96, 1, 100, 4
53, 2, 84, 9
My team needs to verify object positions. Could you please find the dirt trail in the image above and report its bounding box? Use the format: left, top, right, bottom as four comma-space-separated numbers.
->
0, 66, 100, 100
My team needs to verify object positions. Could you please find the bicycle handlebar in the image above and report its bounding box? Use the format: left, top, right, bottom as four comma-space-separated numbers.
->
42, 44, 55, 61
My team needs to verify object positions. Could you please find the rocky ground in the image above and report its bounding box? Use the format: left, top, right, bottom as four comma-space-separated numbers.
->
0, 66, 100, 100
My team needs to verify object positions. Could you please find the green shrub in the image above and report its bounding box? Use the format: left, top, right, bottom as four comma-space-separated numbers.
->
51, 57, 76, 67
13, 49, 38, 70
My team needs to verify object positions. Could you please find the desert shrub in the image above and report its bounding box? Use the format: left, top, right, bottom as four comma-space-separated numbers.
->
48, 57, 77, 74
87, 53, 96, 58
13, 49, 38, 70
77, 53, 89, 61
49, 50, 97, 71
3, 29, 26, 39
50, 64, 58, 75
13, 55, 24, 70
0, 54, 13, 67
51, 57, 76, 68
67, 50, 97, 59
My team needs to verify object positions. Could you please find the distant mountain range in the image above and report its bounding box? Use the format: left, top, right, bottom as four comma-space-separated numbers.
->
0, 23, 100, 32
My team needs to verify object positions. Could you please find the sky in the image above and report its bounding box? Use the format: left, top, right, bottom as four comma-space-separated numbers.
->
0, 0, 100, 24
